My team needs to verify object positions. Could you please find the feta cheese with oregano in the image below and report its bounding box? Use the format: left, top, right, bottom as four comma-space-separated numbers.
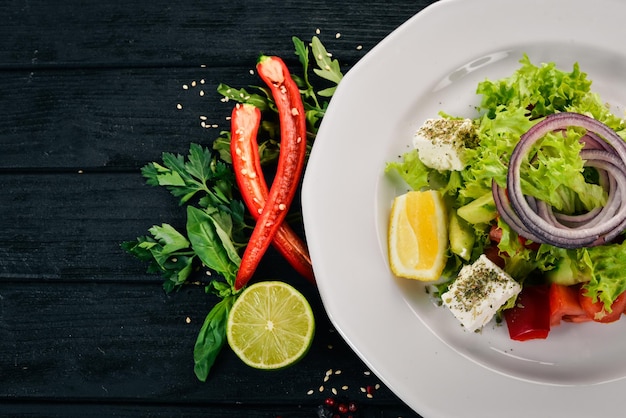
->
412, 118, 477, 171
441, 254, 521, 332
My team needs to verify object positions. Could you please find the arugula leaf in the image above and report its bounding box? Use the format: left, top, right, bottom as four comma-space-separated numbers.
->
217, 83, 269, 111
310, 36, 343, 95
193, 295, 235, 381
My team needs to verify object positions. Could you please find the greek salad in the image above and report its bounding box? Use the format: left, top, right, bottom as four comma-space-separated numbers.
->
386, 55, 626, 341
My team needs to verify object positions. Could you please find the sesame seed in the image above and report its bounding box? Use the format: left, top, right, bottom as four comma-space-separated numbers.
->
176, 103, 183, 110
375, 384, 381, 390
364, 371, 371, 376
335, 32, 341, 38
331, 388, 338, 395
240, 169, 248, 176
356, 45, 363, 50
211, 124, 218, 128
325, 65, 331, 71
249, 69, 254, 75
323, 375, 329, 382
366, 394, 373, 399
200, 79, 205, 84
200, 121, 206, 128
360, 387, 366, 393
307, 389, 314, 395
199, 90, 205, 96
296, 136, 302, 143
319, 385, 324, 392
191, 81, 197, 87
182, 84, 189, 90
278, 203, 286, 210
335, 370, 342, 375
316, 28, 321, 34
200, 115, 208, 120
291, 108, 299, 116
185, 317, 191, 324
205, 270, 212, 276
327, 344, 333, 349
249, 172, 256, 179
341, 385, 348, 390
200, 64, 207, 68
77, 169, 84, 174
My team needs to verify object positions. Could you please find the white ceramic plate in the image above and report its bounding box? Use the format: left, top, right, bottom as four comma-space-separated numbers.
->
302, 0, 626, 416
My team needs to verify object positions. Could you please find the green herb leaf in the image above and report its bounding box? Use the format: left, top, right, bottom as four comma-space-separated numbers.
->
193, 295, 235, 381
217, 83, 269, 111
141, 144, 236, 207
186, 206, 240, 286
311, 36, 343, 85
121, 225, 196, 293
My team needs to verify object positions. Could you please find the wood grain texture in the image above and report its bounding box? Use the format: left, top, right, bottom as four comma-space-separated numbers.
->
0, 0, 438, 416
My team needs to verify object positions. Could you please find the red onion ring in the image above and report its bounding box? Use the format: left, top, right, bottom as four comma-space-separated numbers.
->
493, 112, 626, 249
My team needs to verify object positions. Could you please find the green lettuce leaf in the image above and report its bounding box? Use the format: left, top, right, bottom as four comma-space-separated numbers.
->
584, 241, 626, 311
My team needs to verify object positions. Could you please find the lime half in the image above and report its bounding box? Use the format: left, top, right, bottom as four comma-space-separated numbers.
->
226, 281, 315, 370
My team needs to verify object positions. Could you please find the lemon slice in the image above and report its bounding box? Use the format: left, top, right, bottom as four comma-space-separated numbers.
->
388, 190, 448, 281
226, 281, 315, 370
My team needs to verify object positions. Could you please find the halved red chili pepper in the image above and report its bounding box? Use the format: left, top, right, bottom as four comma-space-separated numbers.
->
230, 103, 314, 285
234, 56, 308, 290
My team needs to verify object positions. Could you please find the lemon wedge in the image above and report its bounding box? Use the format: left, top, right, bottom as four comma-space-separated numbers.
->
388, 190, 448, 281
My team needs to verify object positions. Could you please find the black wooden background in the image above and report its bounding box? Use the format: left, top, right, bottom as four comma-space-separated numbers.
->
0, 1, 437, 417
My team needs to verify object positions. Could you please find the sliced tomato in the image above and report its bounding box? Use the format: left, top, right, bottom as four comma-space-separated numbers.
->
548, 283, 591, 326
578, 288, 626, 323
504, 285, 551, 341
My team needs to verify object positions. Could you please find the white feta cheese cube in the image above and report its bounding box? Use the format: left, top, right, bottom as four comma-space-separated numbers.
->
441, 254, 521, 332
412, 118, 475, 171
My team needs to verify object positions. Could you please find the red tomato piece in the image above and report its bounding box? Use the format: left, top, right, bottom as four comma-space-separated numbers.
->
578, 288, 626, 323
504, 285, 551, 341
549, 283, 591, 326
483, 245, 505, 269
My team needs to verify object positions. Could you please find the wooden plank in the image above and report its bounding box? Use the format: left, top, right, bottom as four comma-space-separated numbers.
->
0, 171, 311, 282
0, 172, 174, 281
0, 0, 429, 68
0, 282, 420, 415
0, 403, 421, 418
0, 66, 248, 170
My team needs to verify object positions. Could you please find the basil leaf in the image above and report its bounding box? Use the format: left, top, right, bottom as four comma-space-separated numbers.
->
186, 206, 239, 284
193, 295, 235, 381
